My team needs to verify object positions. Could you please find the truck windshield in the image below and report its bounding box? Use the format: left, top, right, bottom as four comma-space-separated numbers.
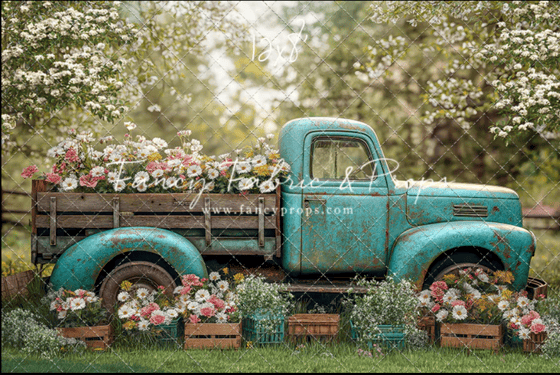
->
311, 136, 374, 180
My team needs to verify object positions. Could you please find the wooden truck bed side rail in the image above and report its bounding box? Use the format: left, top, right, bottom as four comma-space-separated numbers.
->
31, 181, 282, 264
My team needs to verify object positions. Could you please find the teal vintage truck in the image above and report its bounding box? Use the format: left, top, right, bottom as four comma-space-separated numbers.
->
32, 117, 536, 307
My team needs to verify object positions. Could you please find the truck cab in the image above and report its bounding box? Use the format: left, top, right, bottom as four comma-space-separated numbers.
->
279, 117, 535, 290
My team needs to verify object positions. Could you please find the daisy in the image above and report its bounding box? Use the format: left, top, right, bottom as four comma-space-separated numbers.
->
107, 172, 118, 183
136, 288, 150, 299
252, 155, 267, 167
118, 303, 135, 319
209, 272, 221, 281
443, 290, 458, 304
138, 319, 150, 331
70, 298, 86, 311
117, 291, 129, 302
238, 178, 254, 191
518, 328, 531, 340
217, 280, 229, 292
187, 164, 202, 178
179, 294, 190, 305
90, 166, 105, 177
259, 180, 275, 193
517, 296, 530, 309
436, 309, 449, 322
187, 301, 199, 311
114, 180, 126, 192
207, 168, 219, 180
452, 305, 468, 320
134, 171, 149, 183
173, 286, 184, 295
195, 289, 210, 302
236, 162, 252, 174
151, 169, 164, 178
166, 309, 179, 319
216, 312, 228, 323
498, 300, 509, 311
61, 177, 78, 191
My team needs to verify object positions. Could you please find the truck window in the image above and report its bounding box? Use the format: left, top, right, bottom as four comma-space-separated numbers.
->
311, 136, 375, 180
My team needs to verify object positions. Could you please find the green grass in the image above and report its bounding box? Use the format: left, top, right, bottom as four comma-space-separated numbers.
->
2, 343, 558, 373
529, 229, 560, 287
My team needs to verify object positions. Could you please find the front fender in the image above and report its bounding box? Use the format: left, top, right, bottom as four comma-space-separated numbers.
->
49, 227, 208, 291
388, 222, 535, 290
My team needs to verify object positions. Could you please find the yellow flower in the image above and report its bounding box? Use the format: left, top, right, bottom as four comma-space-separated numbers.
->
246, 341, 253, 349
148, 152, 162, 161
234, 273, 245, 283
501, 289, 513, 300
222, 267, 229, 275
245, 150, 254, 158
494, 270, 514, 284
120, 280, 133, 291
253, 165, 270, 176
269, 153, 280, 159
123, 321, 136, 330
442, 274, 457, 283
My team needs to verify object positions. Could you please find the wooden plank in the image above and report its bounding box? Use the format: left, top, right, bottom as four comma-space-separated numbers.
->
49, 197, 57, 246
440, 323, 502, 336
440, 336, 501, 350
275, 185, 282, 257
112, 197, 120, 228
36, 192, 278, 213
31, 180, 47, 235
184, 323, 241, 336
36, 214, 278, 230
258, 197, 264, 247
205, 197, 211, 246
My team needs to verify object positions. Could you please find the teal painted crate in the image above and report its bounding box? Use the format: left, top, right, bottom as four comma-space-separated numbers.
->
242, 310, 285, 345
156, 317, 183, 348
350, 321, 405, 351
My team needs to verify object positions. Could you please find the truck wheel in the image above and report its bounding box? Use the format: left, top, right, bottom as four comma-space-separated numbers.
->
99, 261, 176, 312
422, 251, 502, 289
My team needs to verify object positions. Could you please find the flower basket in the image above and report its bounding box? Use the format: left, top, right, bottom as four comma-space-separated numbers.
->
58, 324, 113, 350
350, 321, 405, 350
287, 314, 339, 343
156, 317, 183, 348
525, 277, 548, 300
523, 332, 547, 353
184, 323, 241, 349
1, 270, 34, 300
439, 323, 503, 350
418, 316, 437, 343
242, 309, 285, 345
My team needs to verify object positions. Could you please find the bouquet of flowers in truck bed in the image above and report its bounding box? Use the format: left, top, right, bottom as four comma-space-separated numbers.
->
21, 123, 290, 194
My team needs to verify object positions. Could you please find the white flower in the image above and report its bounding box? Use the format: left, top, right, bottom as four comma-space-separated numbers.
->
178, 130, 191, 137
419, 290, 431, 302
147, 104, 161, 112
58, 310, 68, 319
518, 327, 531, 340
151, 169, 164, 178
179, 294, 190, 305
266, 133, 275, 140
259, 179, 276, 193
195, 289, 210, 302
252, 155, 267, 167
70, 298, 86, 311
136, 288, 150, 299
216, 312, 228, 323
118, 303, 135, 319
209, 272, 221, 281
187, 165, 202, 178
134, 171, 149, 183
187, 301, 199, 310
217, 280, 229, 292
452, 305, 468, 320
91, 166, 105, 177
236, 162, 252, 174
517, 296, 530, 309
61, 177, 78, 191
166, 308, 179, 319
436, 309, 449, 322
114, 180, 126, 192
167, 159, 181, 168
117, 292, 129, 302
207, 168, 219, 179
173, 286, 184, 295
124, 121, 136, 131
238, 178, 254, 191
138, 319, 150, 331
498, 300, 509, 311
152, 138, 168, 149
443, 290, 458, 304
165, 177, 178, 189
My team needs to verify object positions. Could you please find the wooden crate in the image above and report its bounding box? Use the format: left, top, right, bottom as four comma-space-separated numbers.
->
287, 314, 339, 342
184, 323, 241, 349
58, 325, 113, 349
523, 332, 547, 353
1, 270, 34, 300
440, 323, 503, 350
525, 277, 548, 300
418, 316, 437, 343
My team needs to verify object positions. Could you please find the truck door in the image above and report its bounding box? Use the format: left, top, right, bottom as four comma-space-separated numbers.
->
301, 133, 389, 275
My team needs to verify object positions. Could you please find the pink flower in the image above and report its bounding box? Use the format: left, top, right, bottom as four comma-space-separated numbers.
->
189, 314, 201, 324
531, 323, 546, 334
157, 285, 165, 290
521, 311, 540, 327
79, 173, 99, 188
53, 162, 66, 174
146, 161, 159, 174
180, 285, 192, 295
208, 295, 225, 310
431, 304, 441, 313
200, 306, 216, 318
65, 149, 79, 163
430, 281, 448, 291
46, 173, 62, 184
226, 306, 237, 314
147, 302, 160, 314
140, 307, 151, 318
509, 323, 519, 330
21, 165, 38, 179
182, 274, 200, 287
451, 300, 466, 307
149, 313, 166, 325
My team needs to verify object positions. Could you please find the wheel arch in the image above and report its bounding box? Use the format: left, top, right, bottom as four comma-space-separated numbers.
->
49, 227, 208, 292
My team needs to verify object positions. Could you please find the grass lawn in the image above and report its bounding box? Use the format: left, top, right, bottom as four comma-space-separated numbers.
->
2, 343, 559, 373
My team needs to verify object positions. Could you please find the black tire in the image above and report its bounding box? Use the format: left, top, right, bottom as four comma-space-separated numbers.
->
99, 261, 176, 312
422, 250, 503, 290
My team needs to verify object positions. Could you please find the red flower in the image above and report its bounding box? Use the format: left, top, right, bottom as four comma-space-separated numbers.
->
21, 165, 38, 179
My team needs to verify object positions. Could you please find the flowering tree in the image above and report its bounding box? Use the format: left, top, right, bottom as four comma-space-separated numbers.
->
361, 1, 559, 142
1, 1, 133, 151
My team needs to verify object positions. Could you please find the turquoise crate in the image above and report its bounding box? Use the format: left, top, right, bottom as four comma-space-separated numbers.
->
242, 309, 285, 345
350, 321, 405, 351
156, 317, 183, 348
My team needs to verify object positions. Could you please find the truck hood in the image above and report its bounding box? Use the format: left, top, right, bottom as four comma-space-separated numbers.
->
393, 180, 522, 227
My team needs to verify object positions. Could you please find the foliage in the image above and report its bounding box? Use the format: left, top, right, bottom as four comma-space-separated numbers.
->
1, 1, 132, 150
236, 275, 294, 334
419, 269, 516, 324
365, 1, 560, 142
44, 288, 109, 328
1, 308, 86, 358
540, 317, 560, 358
21, 124, 288, 194
349, 276, 419, 341
174, 271, 240, 324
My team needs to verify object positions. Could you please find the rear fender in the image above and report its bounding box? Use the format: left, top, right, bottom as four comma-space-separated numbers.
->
388, 222, 535, 290
49, 227, 207, 291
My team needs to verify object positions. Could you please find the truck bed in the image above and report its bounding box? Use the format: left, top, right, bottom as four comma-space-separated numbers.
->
31, 180, 282, 264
